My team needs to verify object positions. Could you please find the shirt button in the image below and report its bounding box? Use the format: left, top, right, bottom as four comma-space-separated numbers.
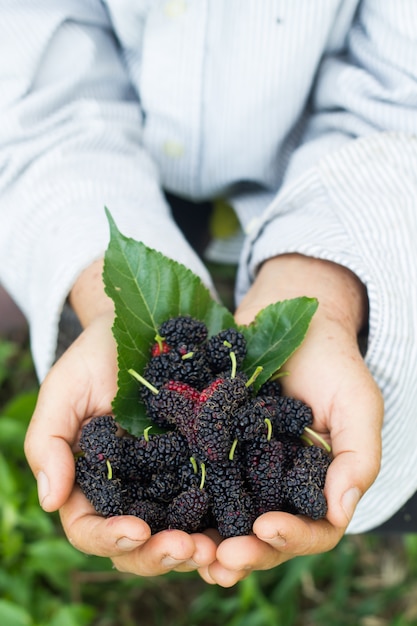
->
245, 217, 260, 235
164, 0, 187, 18
163, 140, 185, 158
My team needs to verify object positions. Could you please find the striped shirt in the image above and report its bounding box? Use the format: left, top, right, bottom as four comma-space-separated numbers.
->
0, 0, 417, 532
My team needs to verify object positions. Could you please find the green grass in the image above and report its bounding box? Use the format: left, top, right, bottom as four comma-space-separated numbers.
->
1, 334, 417, 626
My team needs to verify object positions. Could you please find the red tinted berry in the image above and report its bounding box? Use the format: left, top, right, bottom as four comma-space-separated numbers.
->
151, 341, 170, 357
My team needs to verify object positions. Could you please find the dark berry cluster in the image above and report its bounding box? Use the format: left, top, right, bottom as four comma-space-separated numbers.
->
75, 315, 332, 537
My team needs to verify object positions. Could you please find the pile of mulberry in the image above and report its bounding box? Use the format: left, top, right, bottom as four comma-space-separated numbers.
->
75, 315, 332, 537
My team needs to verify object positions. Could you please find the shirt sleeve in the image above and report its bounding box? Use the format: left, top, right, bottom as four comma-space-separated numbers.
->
0, 1, 213, 381
236, 0, 417, 532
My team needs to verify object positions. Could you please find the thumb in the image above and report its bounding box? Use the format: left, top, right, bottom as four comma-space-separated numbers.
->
324, 454, 367, 528
28, 441, 76, 513
24, 316, 118, 512
324, 383, 383, 528
24, 379, 80, 512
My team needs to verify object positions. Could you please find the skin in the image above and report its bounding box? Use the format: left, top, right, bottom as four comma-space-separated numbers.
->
24, 253, 384, 587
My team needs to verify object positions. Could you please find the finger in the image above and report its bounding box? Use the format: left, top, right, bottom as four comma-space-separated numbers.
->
24, 325, 118, 511
197, 566, 218, 585
112, 530, 215, 576
163, 533, 218, 572
32, 437, 75, 512
24, 367, 90, 511
203, 534, 286, 587
25, 403, 78, 512
60, 488, 151, 557
202, 512, 344, 582
253, 511, 344, 557
216, 534, 285, 571
61, 498, 218, 575
196, 529, 224, 583
204, 559, 250, 588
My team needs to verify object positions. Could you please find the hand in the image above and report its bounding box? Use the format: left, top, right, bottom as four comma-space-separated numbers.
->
24, 264, 217, 577
197, 254, 384, 587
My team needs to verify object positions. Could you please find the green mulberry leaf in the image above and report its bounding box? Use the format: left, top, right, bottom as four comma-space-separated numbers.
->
103, 209, 236, 435
239, 297, 318, 392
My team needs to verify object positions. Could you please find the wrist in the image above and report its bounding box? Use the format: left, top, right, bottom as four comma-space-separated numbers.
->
69, 259, 114, 328
239, 254, 368, 336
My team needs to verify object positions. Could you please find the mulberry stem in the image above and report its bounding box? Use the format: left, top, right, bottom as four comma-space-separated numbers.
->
303, 427, 332, 453
264, 418, 273, 441
228, 438, 239, 461
230, 351, 237, 379
190, 456, 198, 473
300, 433, 315, 447
246, 366, 263, 388
128, 368, 159, 395
199, 462, 206, 490
154, 333, 165, 352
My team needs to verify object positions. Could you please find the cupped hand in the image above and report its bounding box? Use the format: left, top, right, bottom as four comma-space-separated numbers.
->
197, 254, 384, 587
24, 311, 217, 576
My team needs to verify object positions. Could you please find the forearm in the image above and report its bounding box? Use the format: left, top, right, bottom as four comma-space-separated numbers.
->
69, 259, 114, 328
236, 254, 368, 336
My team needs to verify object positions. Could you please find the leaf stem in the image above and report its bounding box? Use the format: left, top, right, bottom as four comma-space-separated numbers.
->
270, 370, 290, 381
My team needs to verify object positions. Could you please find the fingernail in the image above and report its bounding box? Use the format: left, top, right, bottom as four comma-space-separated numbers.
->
37, 471, 50, 508
161, 556, 185, 568
272, 533, 287, 547
341, 487, 361, 522
116, 537, 144, 551
258, 531, 286, 546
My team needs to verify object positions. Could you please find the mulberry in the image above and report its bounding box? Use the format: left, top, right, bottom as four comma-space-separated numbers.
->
258, 378, 282, 398
158, 315, 208, 352
78, 415, 123, 472
126, 500, 167, 534
245, 436, 287, 515
166, 487, 211, 533
194, 373, 250, 462
205, 328, 247, 374
232, 397, 273, 441
145, 471, 183, 503
268, 395, 314, 437
284, 445, 332, 520
145, 379, 199, 429
75, 456, 125, 517
133, 430, 190, 476
206, 457, 255, 538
